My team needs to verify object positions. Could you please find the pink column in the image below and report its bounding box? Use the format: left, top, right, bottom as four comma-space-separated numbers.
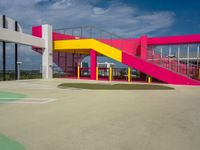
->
90, 49, 97, 80
140, 35, 148, 59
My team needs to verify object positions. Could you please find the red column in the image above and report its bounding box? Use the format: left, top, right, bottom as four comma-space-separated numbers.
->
140, 35, 148, 59
90, 49, 97, 80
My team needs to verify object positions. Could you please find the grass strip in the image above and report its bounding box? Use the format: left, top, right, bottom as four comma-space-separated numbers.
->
58, 83, 174, 90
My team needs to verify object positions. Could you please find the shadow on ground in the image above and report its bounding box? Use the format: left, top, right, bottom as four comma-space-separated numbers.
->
58, 83, 174, 90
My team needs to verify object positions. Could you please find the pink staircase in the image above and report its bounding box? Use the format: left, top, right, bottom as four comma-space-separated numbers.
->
122, 52, 200, 85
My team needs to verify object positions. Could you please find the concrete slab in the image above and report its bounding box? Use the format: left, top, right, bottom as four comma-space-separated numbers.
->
0, 79, 200, 150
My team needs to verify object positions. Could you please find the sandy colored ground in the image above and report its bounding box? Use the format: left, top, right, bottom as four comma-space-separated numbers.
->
0, 79, 200, 150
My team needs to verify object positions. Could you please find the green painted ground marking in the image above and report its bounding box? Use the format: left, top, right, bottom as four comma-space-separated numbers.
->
0, 133, 26, 150
0, 91, 26, 102
58, 83, 174, 90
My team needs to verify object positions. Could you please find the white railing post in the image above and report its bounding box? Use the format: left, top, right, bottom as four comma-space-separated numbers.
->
160, 47, 163, 66
187, 45, 190, 77
168, 46, 171, 69
177, 46, 180, 73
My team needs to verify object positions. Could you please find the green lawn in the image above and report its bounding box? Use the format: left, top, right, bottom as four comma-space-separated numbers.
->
0, 134, 26, 150
58, 83, 174, 90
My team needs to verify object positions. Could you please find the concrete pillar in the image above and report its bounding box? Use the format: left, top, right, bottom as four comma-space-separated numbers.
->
90, 49, 97, 80
140, 35, 148, 59
42, 24, 53, 79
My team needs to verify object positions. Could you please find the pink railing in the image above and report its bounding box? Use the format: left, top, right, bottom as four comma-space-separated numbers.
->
146, 48, 199, 79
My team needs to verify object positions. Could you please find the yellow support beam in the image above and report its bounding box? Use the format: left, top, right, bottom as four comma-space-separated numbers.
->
77, 65, 80, 79
54, 39, 122, 62
128, 67, 131, 82
109, 67, 113, 81
96, 67, 98, 80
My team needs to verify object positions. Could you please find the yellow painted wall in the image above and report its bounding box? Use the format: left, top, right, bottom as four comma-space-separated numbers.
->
54, 39, 122, 62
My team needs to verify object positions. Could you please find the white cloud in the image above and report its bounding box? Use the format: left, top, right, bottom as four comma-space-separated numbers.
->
51, 0, 73, 10
0, 0, 175, 37
93, 7, 108, 15
35, 0, 48, 3
0, 0, 175, 69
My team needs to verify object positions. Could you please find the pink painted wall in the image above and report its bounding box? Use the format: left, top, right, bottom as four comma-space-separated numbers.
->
53, 32, 76, 40
99, 39, 140, 56
148, 34, 200, 45
140, 35, 147, 59
32, 26, 42, 54
32, 26, 42, 38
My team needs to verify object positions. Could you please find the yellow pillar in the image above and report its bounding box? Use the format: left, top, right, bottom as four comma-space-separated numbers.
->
128, 67, 131, 82
147, 76, 152, 83
109, 67, 112, 81
77, 65, 80, 79
96, 67, 98, 80
198, 68, 200, 80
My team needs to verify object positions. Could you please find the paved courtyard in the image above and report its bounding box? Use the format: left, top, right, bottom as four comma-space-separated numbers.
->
0, 79, 200, 150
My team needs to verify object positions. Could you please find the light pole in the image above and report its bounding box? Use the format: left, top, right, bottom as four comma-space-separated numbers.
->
16, 61, 22, 80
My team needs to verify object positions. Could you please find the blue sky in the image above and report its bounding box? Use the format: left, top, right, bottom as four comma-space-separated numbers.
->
122, 0, 200, 36
2, 0, 200, 37
0, 0, 200, 70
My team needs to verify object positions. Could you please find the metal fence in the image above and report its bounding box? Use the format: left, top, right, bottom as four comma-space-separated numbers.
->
0, 70, 42, 80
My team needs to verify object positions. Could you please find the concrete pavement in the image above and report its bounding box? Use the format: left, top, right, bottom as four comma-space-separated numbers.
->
0, 79, 200, 150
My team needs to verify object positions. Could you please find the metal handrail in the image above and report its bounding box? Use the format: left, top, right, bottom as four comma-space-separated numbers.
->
54, 26, 122, 39
54, 26, 143, 54
146, 48, 199, 79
